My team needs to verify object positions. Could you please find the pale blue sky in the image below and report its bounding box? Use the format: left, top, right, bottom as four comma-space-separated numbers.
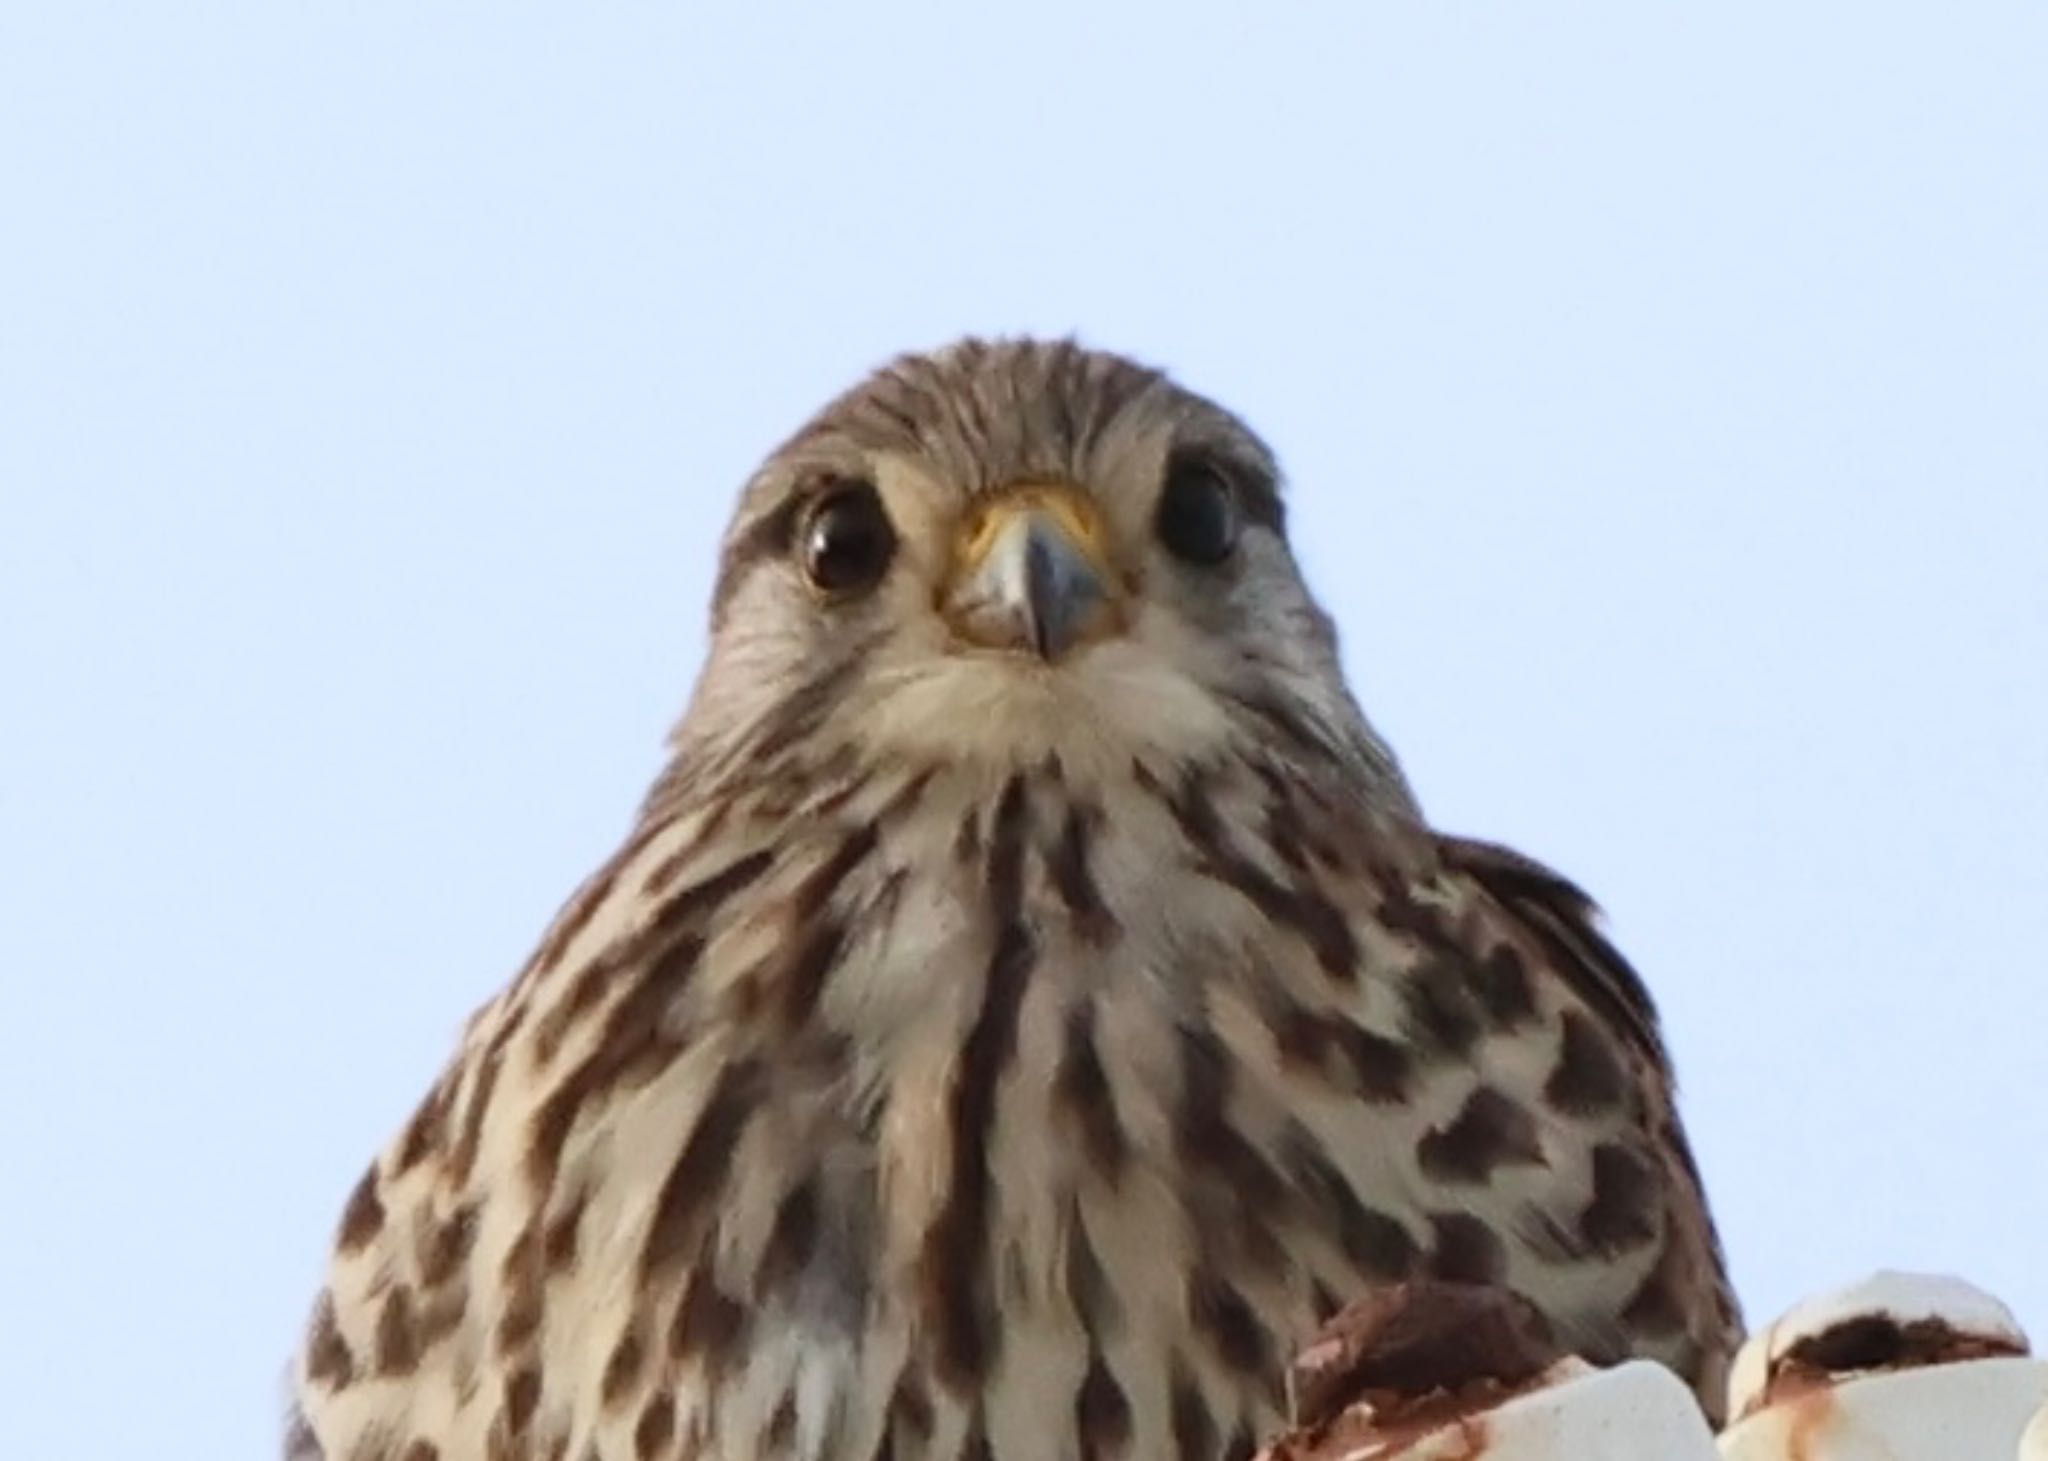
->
3, 5, 2043, 1455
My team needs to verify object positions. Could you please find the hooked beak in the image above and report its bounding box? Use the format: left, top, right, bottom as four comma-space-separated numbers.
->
944, 485, 1119, 661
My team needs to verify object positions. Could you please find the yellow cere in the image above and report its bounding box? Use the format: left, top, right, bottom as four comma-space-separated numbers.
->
955, 482, 1111, 575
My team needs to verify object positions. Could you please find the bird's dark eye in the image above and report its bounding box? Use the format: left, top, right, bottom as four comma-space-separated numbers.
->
798, 479, 897, 596
1155, 452, 1241, 566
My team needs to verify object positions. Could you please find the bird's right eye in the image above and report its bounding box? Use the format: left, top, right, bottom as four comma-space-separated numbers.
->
1155, 450, 1242, 566
798, 479, 897, 596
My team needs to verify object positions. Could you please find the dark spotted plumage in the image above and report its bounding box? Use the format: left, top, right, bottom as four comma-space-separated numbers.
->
290, 338, 1741, 1461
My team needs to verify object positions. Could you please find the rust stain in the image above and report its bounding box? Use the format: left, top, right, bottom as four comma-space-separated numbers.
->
1257, 1281, 1565, 1460
1767, 1313, 2026, 1403
1260, 1379, 1526, 1460
1286, 1281, 1561, 1428
1780, 1389, 1840, 1461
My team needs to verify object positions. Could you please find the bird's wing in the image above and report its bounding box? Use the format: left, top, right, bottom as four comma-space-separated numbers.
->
1433, 835, 1668, 1072
1432, 831, 1743, 1418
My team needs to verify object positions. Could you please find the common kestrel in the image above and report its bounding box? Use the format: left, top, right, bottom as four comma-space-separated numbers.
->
289, 338, 1741, 1461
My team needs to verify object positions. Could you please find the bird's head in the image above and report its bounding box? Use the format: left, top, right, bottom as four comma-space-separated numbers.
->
673, 338, 1412, 808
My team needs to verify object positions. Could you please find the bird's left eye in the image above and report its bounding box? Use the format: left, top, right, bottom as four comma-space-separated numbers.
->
1155, 451, 1241, 566
798, 479, 897, 596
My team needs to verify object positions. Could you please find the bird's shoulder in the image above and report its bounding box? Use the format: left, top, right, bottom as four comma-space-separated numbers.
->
1429, 832, 1670, 1074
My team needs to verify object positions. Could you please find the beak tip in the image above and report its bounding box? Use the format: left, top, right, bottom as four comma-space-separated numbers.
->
951, 503, 1112, 661
1020, 520, 1106, 661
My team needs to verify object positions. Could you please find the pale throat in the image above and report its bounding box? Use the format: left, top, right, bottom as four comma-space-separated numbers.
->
855, 643, 1246, 787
